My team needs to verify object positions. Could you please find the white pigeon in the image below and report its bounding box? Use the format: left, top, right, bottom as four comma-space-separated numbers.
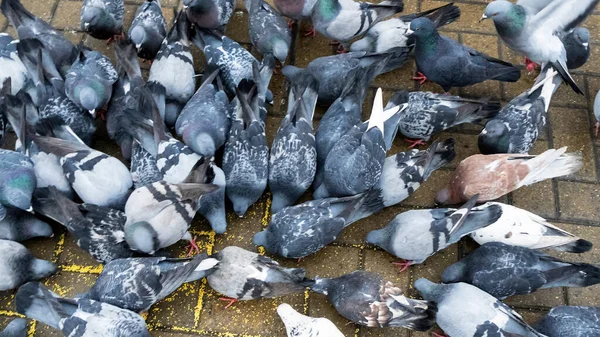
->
277, 303, 346, 337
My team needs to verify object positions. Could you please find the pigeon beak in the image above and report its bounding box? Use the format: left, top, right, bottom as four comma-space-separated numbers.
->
405, 28, 414, 36
479, 14, 488, 22
583, 42, 589, 48
89, 109, 96, 118
136, 43, 142, 49
183, 5, 189, 9
84, 22, 90, 29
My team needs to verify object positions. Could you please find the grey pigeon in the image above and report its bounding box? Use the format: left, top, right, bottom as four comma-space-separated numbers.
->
82, 254, 219, 312
246, 0, 291, 64
393, 90, 500, 147
16, 282, 151, 337
223, 83, 269, 217
32, 136, 133, 208
129, 0, 167, 60
206, 246, 313, 306
0, 206, 53, 242
269, 77, 319, 213
0, 149, 36, 212
310, 0, 404, 50
314, 88, 403, 198
535, 306, 600, 337
470, 202, 592, 253
81, 0, 124, 41
409, 17, 521, 92
442, 242, 600, 299
124, 164, 218, 254
148, 11, 195, 127
1, 0, 78, 76
482, 0, 599, 94
65, 46, 118, 116
0, 239, 56, 291
0, 33, 35, 99
564, 27, 590, 70
274, 0, 317, 21
277, 303, 345, 337
196, 161, 228, 234
414, 278, 546, 337
254, 189, 382, 259
32, 187, 136, 263
176, 69, 231, 157
310, 270, 436, 330
366, 195, 502, 269
0, 318, 27, 337
183, 0, 236, 30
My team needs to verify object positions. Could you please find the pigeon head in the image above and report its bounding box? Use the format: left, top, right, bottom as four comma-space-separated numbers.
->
0, 172, 36, 211
130, 26, 148, 49
23, 218, 54, 239
277, 303, 302, 326
366, 227, 389, 247
124, 221, 160, 254
441, 261, 467, 283
30, 258, 57, 279
407, 18, 437, 38
434, 187, 452, 205
252, 230, 278, 253
81, 6, 109, 31
233, 198, 252, 218
309, 277, 332, 296
414, 278, 444, 302
270, 191, 297, 214
272, 39, 289, 64
184, 0, 212, 12
478, 120, 509, 154
182, 126, 216, 157
2, 318, 27, 335
78, 86, 101, 112
481, 1, 517, 24
574, 28, 590, 48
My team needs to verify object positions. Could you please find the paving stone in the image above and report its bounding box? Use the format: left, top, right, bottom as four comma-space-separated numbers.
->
293, 21, 333, 68
557, 181, 600, 223
512, 179, 557, 220
21, 0, 57, 22
52, 1, 82, 31
147, 281, 201, 328
58, 232, 102, 267
401, 169, 453, 208
225, 11, 250, 44
505, 288, 565, 309
409, 244, 458, 296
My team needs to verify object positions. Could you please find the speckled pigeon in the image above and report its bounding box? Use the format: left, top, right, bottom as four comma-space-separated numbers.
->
277, 303, 345, 337
0, 318, 27, 337
0, 239, 56, 291
535, 306, 600, 337
183, 0, 236, 30
130, 141, 162, 189
195, 161, 228, 234
129, 0, 167, 60
16, 282, 151, 337
246, 0, 291, 64
81, 0, 124, 41
0, 33, 35, 98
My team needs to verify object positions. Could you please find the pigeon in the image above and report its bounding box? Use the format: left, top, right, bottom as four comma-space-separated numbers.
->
470, 202, 592, 253
246, 0, 292, 64
366, 195, 502, 269
206, 246, 313, 306
442, 242, 600, 299
435, 147, 583, 205
123, 163, 218, 255
0, 33, 35, 98
277, 303, 345, 337
130, 141, 162, 189
535, 306, 600, 337
148, 10, 195, 127
481, 0, 599, 95
254, 189, 382, 258
1, 0, 78, 76
269, 78, 319, 213
408, 17, 521, 92
65, 46, 118, 116
310, 0, 404, 50
183, 0, 236, 30
0, 318, 27, 337
175, 69, 231, 157
32, 136, 133, 208
0, 205, 53, 242
314, 88, 403, 198
32, 187, 136, 263
393, 90, 501, 147
0, 149, 36, 212
222, 83, 269, 217
273, 0, 318, 21
0, 239, 56, 291
596, 89, 600, 137
564, 27, 590, 70
81, 0, 125, 41
414, 278, 546, 337
129, 0, 167, 60
195, 161, 228, 234
81, 254, 220, 312
16, 282, 151, 337
310, 270, 436, 330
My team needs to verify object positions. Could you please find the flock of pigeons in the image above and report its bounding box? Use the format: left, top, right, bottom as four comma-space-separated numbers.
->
0, 0, 599, 335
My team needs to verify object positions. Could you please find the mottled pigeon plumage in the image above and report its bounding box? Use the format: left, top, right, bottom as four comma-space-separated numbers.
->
246, 0, 291, 64
273, 0, 318, 21
0, 33, 35, 98
129, 0, 167, 60
183, 0, 236, 30
535, 306, 600, 337
0, 239, 56, 291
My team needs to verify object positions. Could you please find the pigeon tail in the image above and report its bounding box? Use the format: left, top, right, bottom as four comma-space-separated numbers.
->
186, 257, 220, 282
15, 282, 68, 330
0, 0, 34, 29
542, 263, 600, 288
114, 40, 142, 80
388, 297, 437, 331
449, 202, 503, 244
517, 147, 583, 187
427, 3, 461, 28
550, 60, 583, 95
424, 138, 456, 180
369, 0, 404, 20
553, 239, 593, 253
348, 188, 385, 224
455, 98, 501, 124
2, 318, 27, 336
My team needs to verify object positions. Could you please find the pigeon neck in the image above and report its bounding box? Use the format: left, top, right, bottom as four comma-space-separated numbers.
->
315, 0, 340, 22
494, 5, 526, 38
414, 32, 439, 59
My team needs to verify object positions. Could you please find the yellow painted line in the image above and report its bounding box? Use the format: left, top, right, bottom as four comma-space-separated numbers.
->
257, 194, 272, 256
148, 322, 275, 337
303, 289, 309, 315
354, 327, 360, 337
0, 310, 24, 317
27, 320, 35, 337
52, 233, 66, 263
59, 264, 104, 274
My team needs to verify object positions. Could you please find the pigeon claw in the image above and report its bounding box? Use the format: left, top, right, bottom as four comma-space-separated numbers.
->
413, 72, 428, 85
595, 122, 599, 137
304, 27, 317, 38
392, 261, 413, 273
404, 138, 427, 148
219, 297, 238, 309
432, 332, 448, 337
186, 236, 200, 257
287, 19, 295, 30
524, 57, 539, 74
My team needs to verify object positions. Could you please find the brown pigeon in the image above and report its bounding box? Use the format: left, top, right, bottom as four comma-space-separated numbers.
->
435, 147, 582, 205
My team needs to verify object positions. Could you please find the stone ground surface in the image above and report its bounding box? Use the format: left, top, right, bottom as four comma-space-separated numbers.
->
1, 0, 600, 336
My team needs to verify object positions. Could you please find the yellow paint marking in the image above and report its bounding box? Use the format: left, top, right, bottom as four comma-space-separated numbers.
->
52, 233, 66, 263
27, 320, 35, 337
59, 264, 104, 274
0, 310, 24, 317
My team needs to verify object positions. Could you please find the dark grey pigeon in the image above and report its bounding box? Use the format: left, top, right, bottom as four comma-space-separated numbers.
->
0, 239, 56, 291
223, 82, 269, 217
82, 254, 220, 312
0, 206, 53, 242
564, 28, 590, 70
32, 187, 136, 263
176, 69, 231, 157
81, 0, 124, 41
129, 0, 167, 60
0, 149, 36, 211
148, 10, 195, 127
16, 282, 151, 337
535, 306, 600, 337
0, 33, 36, 100
409, 17, 521, 92
183, 0, 236, 30
196, 161, 228, 234
0, 318, 27, 337
254, 189, 382, 259
442, 242, 600, 300
269, 78, 319, 213
393, 90, 500, 146
366, 194, 502, 270
206, 246, 313, 306
314, 88, 403, 198
65, 46, 118, 117
414, 278, 546, 337
1, 0, 78, 76
310, 270, 436, 330
246, 0, 291, 64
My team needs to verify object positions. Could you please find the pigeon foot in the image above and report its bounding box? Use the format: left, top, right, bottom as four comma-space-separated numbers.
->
432, 332, 448, 337
595, 122, 599, 137
304, 26, 317, 37
219, 297, 238, 309
404, 138, 427, 148
524, 57, 539, 74
392, 260, 413, 273
413, 71, 428, 85
185, 236, 200, 257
